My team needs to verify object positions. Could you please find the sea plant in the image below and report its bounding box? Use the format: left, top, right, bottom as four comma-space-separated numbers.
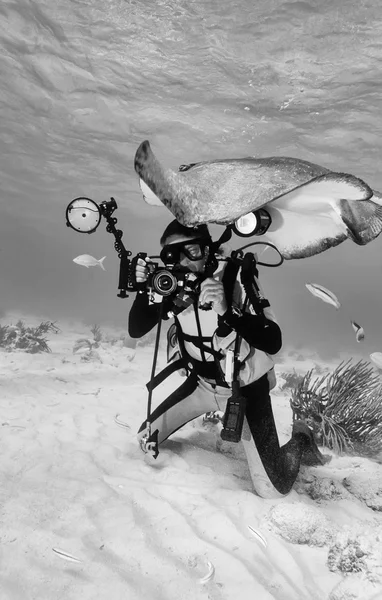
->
90, 324, 102, 347
280, 369, 304, 391
73, 324, 103, 354
290, 359, 382, 457
0, 320, 60, 353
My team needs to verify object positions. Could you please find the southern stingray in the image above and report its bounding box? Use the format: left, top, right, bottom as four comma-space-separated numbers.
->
134, 140, 382, 260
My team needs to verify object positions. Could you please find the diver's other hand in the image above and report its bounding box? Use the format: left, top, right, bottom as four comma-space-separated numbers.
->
135, 257, 152, 283
199, 278, 228, 315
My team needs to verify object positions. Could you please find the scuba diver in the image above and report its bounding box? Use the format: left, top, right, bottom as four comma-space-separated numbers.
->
128, 219, 329, 498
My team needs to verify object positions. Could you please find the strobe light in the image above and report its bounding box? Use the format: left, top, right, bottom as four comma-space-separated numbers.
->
232, 208, 272, 237
66, 197, 102, 233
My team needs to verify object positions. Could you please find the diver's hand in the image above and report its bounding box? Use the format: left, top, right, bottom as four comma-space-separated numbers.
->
135, 257, 152, 283
199, 278, 228, 315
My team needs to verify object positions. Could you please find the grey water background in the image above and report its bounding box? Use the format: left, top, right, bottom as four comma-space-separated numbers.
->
1, 0, 382, 359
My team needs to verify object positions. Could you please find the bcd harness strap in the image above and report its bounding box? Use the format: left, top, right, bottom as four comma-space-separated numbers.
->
145, 357, 185, 391
219, 252, 272, 442
146, 251, 266, 393
142, 251, 270, 457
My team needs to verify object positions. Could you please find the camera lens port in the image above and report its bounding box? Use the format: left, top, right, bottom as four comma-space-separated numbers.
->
151, 270, 178, 295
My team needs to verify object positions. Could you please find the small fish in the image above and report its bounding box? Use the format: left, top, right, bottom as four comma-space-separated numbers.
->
370, 352, 382, 369
198, 560, 215, 584
73, 254, 106, 270
114, 414, 130, 429
305, 283, 341, 309
247, 525, 268, 548
351, 321, 365, 342
52, 547, 83, 563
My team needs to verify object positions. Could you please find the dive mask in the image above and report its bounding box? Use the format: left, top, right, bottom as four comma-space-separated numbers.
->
160, 238, 209, 265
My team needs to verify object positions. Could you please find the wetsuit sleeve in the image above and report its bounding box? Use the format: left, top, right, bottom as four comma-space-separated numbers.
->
128, 293, 170, 338
218, 311, 282, 355
217, 273, 282, 355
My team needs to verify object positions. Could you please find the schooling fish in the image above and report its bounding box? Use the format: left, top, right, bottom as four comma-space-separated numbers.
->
198, 560, 215, 584
351, 320, 365, 342
52, 547, 83, 564
247, 525, 268, 548
305, 283, 341, 309
73, 254, 106, 270
134, 140, 382, 260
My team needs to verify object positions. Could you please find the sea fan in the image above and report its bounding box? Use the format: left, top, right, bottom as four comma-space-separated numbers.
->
0, 324, 12, 347
280, 370, 304, 391
73, 338, 92, 354
90, 324, 102, 347
290, 359, 382, 457
0, 320, 58, 353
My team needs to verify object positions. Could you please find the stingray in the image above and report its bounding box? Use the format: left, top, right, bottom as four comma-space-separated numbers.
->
134, 140, 382, 260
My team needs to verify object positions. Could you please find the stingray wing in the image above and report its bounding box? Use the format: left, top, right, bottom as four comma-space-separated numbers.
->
139, 178, 163, 207
262, 197, 348, 259
261, 177, 382, 258
134, 140, 331, 223
134, 140, 382, 260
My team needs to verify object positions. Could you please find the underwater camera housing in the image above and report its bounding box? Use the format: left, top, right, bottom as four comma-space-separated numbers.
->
65, 196, 204, 308
140, 255, 206, 314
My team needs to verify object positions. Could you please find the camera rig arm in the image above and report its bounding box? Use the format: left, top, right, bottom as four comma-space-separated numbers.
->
97, 198, 139, 298
66, 196, 150, 298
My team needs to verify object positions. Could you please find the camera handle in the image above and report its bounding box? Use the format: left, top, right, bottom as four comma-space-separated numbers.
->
130, 252, 152, 294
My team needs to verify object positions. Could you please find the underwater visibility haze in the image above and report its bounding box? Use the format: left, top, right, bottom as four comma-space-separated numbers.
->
1, 0, 382, 357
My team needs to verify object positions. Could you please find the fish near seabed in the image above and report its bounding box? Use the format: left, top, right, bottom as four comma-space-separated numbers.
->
351, 320, 365, 342
52, 547, 83, 563
134, 140, 382, 260
370, 352, 382, 369
73, 254, 106, 270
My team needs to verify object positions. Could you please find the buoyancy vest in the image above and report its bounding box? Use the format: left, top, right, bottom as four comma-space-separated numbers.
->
165, 258, 277, 389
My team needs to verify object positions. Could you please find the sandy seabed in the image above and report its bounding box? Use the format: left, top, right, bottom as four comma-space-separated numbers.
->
1, 314, 382, 600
